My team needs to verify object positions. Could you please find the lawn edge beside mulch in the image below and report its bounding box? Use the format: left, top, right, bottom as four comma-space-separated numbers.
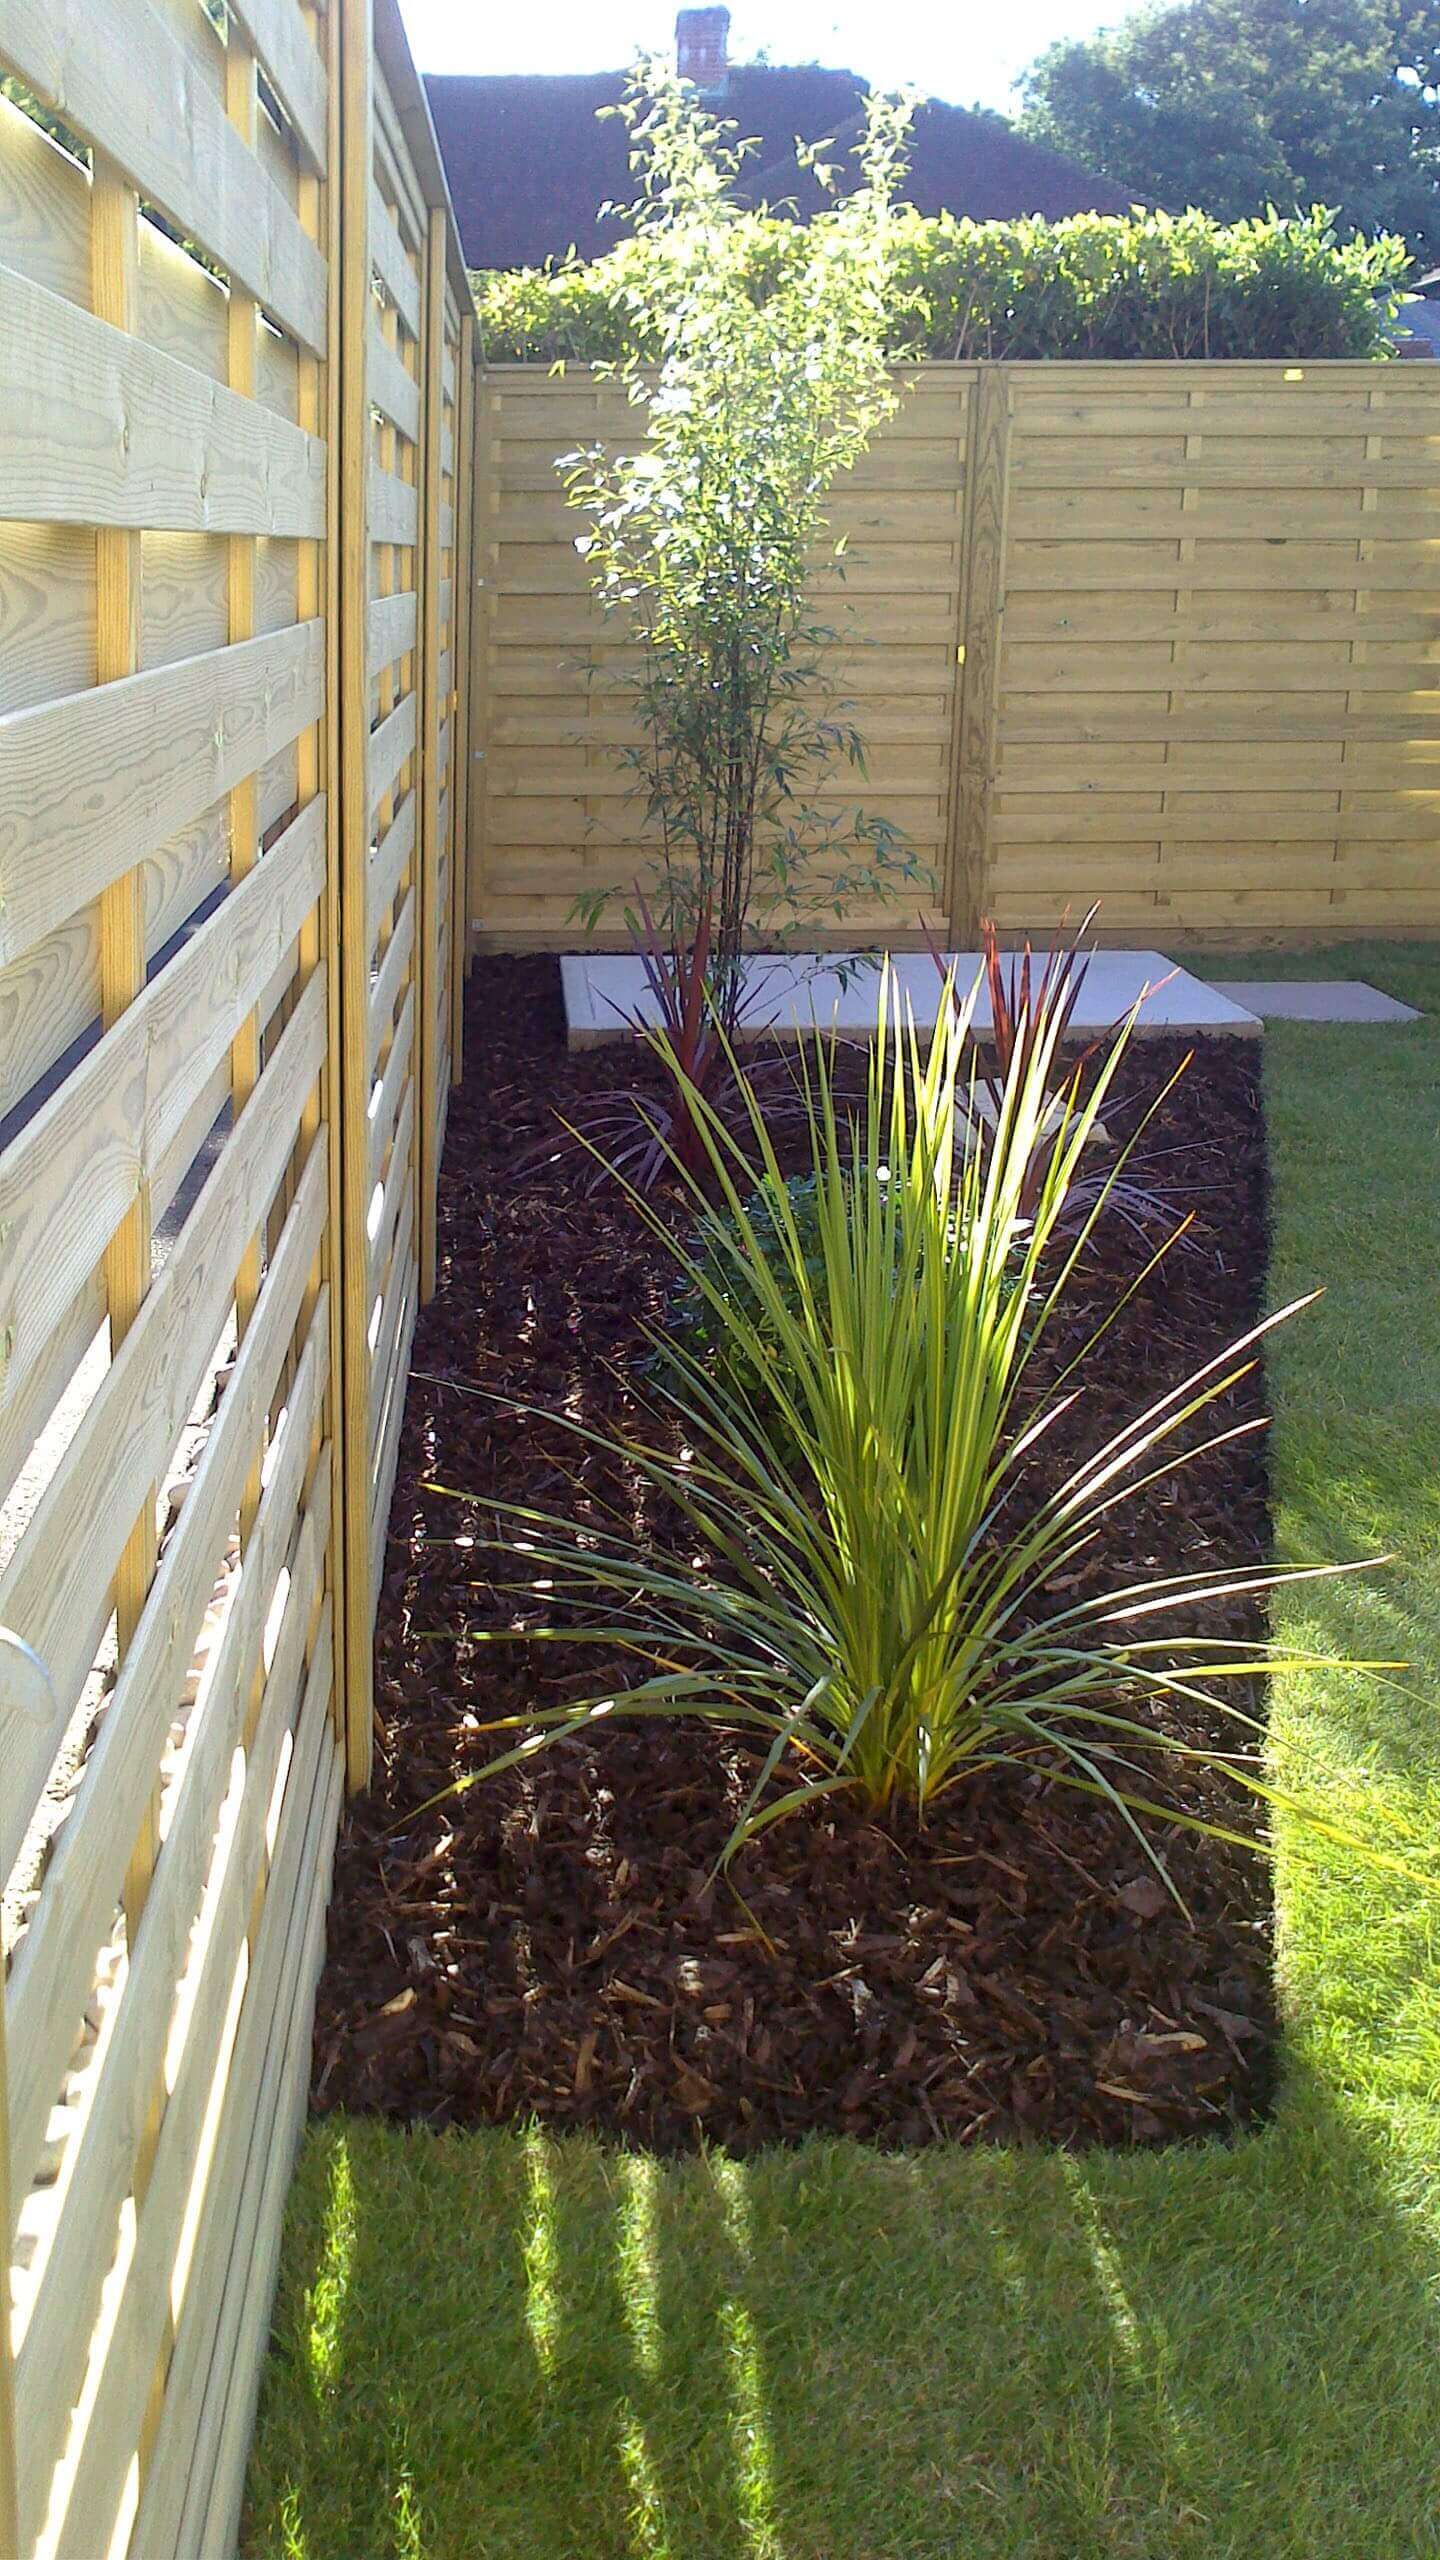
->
311, 978, 1275, 2156
242, 940, 1440, 2560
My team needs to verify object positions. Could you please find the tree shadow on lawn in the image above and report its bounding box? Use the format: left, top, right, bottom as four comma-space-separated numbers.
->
243, 2072, 1440, 2560
246, 1411, 1440, 2560
245, 967, 1440, 2560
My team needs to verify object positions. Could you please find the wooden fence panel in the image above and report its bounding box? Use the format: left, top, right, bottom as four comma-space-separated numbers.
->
469, 359, 1440, 950
0, 13, 341, 2558
990, 362, 1440, 940
470, 365, 962, 949
353, 33, 425, 1755
0, 0, 475, 2551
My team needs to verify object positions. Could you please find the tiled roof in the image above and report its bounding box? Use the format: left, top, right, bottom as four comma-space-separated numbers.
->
1398, 295, 1440, 353
425, 65, 1136, 271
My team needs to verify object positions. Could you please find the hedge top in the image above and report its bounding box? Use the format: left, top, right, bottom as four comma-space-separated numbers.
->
473, 204, 1412, 366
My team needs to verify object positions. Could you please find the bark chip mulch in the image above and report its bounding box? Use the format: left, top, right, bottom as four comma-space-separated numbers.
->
313, 956, 1277, 2155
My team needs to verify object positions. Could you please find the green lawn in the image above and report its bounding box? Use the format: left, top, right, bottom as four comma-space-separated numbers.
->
244, 942, 1440, 2560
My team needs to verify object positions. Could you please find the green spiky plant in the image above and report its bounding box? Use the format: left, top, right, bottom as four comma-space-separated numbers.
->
431, 967, 1404, 1890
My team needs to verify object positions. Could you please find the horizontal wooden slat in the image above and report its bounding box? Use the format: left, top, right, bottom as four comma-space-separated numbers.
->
367, 1086, 415, 1300
0, 261, 326, 535
366, 983, 414, 1192
225, 0, 327, 175
997, 706, 1440, 743
368, 584, 417, 678
1001, 540, 1440, 592
0, 1293, 105, 1543
369, 1281, 416, 1595
369, 458, 420, 547
0, 904, 110, 1131
369, 183, 420, 335
997, 646, 1440, 694
0, 970, 325, 1802
0, 0, 328, 350
11, 1329, 329, 2539
0, 86, 90, 306
368, 315, 420, 443
368, 884, 416, 1062
366, 791, 416, 949
372, 71, 427, 245
4, 1144, 329, 2179
0, 796, 325, 1451
366, 693, 417, 823
0, 619, 324, 963
991, 800, 1440, 846
486, 748, 943, 796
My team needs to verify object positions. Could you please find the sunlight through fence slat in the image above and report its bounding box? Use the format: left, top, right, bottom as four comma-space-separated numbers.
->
0, 1, 476, 2548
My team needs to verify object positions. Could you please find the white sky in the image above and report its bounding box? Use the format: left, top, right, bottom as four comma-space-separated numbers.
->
395, 0, 1119, 115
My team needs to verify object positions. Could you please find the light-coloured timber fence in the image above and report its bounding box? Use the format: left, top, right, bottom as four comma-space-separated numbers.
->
5, 42, 1440, 2556
0, 0, 474, 2550
467, 358, 1440, 950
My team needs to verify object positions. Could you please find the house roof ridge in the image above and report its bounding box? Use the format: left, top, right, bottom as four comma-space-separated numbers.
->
424, 60, 1135, 271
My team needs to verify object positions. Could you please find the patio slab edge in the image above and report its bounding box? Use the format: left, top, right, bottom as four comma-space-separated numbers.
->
560, 950, 1265, 1050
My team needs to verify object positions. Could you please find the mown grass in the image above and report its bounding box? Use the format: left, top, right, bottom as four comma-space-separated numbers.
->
244, 942, 1440, 2560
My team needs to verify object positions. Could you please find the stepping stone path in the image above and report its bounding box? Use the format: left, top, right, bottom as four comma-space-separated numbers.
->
1221, 981, 1421, 1025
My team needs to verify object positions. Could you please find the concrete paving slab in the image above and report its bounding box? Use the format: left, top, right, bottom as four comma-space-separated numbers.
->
561, 949, 1263, 1050
1222, 980, 1421, 1025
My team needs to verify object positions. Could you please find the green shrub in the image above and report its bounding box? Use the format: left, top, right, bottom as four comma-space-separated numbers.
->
559, 70, 923, 1049
440, 967, 1388, 1879
663, 1171, 832, 1452
664, 1164, 1024, 1461
474, 203, 1408, 366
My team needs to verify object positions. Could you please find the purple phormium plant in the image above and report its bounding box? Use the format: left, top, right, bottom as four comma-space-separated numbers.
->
556, 888, 766, 1194
979, 904, 1105, 1119
929, 908, 1189, 1245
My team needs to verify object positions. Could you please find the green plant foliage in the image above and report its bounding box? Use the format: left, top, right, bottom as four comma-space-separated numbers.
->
558, 66, 928, 1033
235, 949, 1440, 2560
662, 1162, 1025, 1463
473, 203, 1408, 366
432, 970, 1408, 1887
661, 1170, 838, 1458
1019, 0, 1440, 271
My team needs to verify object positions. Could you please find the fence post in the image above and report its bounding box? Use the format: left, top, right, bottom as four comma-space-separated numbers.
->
336, 0, 377, 1787
315, 0, 349, 1755
945, 363, 1010, 945
417, 206, 446, 1303
465, 378, 493, 960
449, 308, 477, 1077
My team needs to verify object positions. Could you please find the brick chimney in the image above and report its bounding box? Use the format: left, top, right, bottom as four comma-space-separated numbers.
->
676, 6, 730, 90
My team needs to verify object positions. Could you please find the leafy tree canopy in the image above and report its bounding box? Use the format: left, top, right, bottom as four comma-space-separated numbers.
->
1019, 0, 1440, 270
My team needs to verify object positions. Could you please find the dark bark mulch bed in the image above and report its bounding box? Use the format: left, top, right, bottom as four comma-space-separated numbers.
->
313, 956, 1276, 2154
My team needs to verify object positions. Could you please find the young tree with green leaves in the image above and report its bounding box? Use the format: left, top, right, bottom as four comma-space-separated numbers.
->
1019, 0, 1440, 270
561, 64, 928, 1047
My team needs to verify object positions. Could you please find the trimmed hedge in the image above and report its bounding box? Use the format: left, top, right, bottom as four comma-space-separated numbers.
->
473, 205, 1409, 366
